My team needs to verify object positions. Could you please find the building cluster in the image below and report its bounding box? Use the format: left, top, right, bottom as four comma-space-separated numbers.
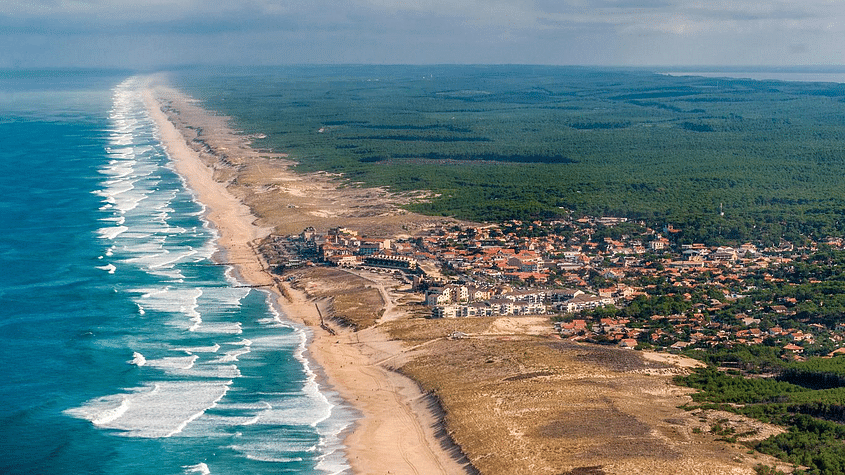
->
274, 226, 418, 271
265, 215, 845, 359
553, 307, 833, 355
425, 286, 605, 318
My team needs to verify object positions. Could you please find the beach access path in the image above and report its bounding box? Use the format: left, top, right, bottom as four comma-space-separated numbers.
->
142, 81, 471, 475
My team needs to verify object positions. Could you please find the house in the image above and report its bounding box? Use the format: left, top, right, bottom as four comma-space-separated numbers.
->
507, 256, 543, 273
557, 319, 588, 336
669, 341, 690, 351
738, 243, 758, 257
597, 318, 629, 334
783, 343, 804, 354
790, 331, 814, 343
668, 260, 706, 269
619, 338, 638, 349
710, 247, 738, 261
649, 237, 670, 251
598, 217, 628, 226
602, 269, 626, 280
739, 316, 761, 326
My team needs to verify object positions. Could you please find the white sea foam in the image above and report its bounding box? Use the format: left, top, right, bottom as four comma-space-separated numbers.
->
166, 384, 231, 437
183, 463, 211, 475
134, 287, 202, 328
133, 352, 240, 379
243, 454, 304, 463
66, 381, 231, 438
102, 179, 135, 198
133, 145, 153, 155
289, 330, 334, 428
98, 225, 128, 240
256, 317, 284, 327
248, 397, 332, 428
97, 263, 116, 274
120, 236, 166, 258
215, 401, 273, 411
191, 322, 243, 335
144, 355, 198, 370
226, 338, 252, 347
230, 438, 314, 464
99, 216, 126, 225
112, 189, 148, 213
113, 135, 132, 146
178, 343, 221, 354
182, 364, 242, 379
256, 328, 352, 474
91, 397, 131, 425
199, 286, 251, 309
147, 269, 185, 281
126, 249, 197, 272
129, 352, 147, 366
212, 347, 251, 363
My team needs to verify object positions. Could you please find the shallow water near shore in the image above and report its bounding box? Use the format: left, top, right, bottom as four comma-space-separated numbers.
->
0, 71, 352, 475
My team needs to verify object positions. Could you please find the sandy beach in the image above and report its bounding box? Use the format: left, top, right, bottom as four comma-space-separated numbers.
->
143, 82, 471, 475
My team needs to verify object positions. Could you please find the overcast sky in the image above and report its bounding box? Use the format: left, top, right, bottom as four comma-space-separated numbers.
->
2, 0, 845, 68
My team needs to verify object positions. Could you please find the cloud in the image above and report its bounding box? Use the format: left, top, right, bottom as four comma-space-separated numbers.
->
553, 0, 844, 35
2, 0, 845, 67
4, 0, 843, 37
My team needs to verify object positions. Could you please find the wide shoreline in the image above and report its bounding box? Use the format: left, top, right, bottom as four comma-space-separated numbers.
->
143, 82, 470, 475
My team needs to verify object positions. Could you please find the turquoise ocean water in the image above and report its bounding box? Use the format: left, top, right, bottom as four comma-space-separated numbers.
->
0, 71, 352, 475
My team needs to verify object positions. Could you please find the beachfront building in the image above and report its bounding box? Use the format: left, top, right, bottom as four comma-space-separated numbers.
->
426, 288, 452, 306
358, 238, 391, 256
431, 296, 545, 318
431, 304, 460, 318
553, 293, 610, 313
363, 254, 417, 270
501, 289, 546, 305
461, 301, 494, 317
547, 288, 585, 303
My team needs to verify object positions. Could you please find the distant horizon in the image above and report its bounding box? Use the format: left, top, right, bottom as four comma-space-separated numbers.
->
8, 64, 845, 88
5, 64, 845, 73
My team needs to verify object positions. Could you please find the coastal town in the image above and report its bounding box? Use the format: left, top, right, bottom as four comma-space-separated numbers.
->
261, 214, 845, 361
